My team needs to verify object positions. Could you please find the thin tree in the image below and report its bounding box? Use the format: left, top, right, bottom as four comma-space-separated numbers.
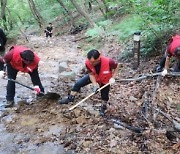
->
27, 0, 44, 28
95, 0, 106, 19
6, 7, 29, 42
100, 0, 109, 13
69, 0, 96, 28
56, 0, 75, 26
1, 0, 7, 30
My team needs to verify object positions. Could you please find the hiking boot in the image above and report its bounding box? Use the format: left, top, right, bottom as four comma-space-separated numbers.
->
58, 95, 75, 104
4, 100, 14, 108
155, 65, 163, 72
99, 104, 107, 117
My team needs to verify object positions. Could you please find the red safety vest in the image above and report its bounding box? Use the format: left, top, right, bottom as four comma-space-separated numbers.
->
85, 56, 112, 84
169, 35, 180, 56
10, 46, 40, 73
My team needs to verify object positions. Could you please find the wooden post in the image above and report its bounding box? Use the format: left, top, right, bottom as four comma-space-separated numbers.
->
133, 32, 141, 69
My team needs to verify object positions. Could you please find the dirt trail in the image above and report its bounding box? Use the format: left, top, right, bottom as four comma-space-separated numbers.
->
0, 35, 84, 154
0, 34, 179, 154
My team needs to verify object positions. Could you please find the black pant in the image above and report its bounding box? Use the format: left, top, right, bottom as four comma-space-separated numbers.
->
71, 74, 110, 101
6, 64, 44, 101
46, 32, 52, 38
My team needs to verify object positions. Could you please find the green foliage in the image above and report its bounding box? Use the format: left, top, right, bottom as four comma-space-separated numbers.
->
85, 26, 105, 39
6, 28, 20, 39
80, 37, 105, 56
130, 0, 180, 56
0, 0, 179, 60
109, 15, 142, 41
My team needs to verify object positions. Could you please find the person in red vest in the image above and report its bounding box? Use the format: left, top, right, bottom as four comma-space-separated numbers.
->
0, 45, 44, 107
156, 35, 180, 76
59, 49, 119, 116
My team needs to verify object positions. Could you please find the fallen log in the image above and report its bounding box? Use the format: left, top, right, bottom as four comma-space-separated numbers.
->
117, 72, 180, 82
105, 115, 146, 133
156, 108, 180, 131
111, 118, 146, 133
152, 75, 162, 121
141, 92, 154, 128
141, 92, 149, 118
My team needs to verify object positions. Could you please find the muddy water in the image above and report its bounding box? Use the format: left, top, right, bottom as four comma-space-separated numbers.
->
0, 35, 85, 153
0, 118, 74, 154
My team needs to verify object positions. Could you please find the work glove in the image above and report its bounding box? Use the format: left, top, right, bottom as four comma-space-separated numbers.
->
161, 69, 168, 76
0, 71, 5, 79
34, 85, 41, 94
93, 85, 99, 94
109, 78, 115, 84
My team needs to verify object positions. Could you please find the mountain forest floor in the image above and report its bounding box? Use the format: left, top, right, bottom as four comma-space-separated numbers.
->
0, 31, 179, 154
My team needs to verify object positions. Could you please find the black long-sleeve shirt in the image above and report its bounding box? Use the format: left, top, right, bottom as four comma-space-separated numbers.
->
0, 28, 7, 46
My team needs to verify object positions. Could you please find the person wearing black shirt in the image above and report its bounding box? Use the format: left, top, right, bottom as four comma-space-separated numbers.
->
44, 23, 53, 43
0, 27, 7, 53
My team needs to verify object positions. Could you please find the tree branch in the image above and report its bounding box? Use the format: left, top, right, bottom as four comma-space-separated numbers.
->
117, 72, 180, 82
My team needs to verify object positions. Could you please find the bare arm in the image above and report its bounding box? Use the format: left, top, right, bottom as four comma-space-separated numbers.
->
112, 63, 120, 78
89, 73, 98, 86
164, 56, 170, 70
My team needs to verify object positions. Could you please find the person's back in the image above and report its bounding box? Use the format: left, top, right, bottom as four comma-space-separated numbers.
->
0, 28, 7, 53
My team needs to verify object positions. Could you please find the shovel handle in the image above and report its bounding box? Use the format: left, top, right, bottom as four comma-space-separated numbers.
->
6, 78, 44, 95
69, 82, 110, 111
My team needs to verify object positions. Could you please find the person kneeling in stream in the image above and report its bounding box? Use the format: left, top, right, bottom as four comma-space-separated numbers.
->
59, 49, 119, 116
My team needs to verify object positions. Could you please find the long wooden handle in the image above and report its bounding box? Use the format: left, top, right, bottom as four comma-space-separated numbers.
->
69, 82, 110, 111
6, 78, 44, 95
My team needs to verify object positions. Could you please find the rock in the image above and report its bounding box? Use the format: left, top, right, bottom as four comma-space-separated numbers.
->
114, 123, 124, 130
59, 62, 68, 73
109, 127, 116, 133
83, 106, 99, 117
110, 139, 117, 147
20, 116, 38, 126
129, 96, 138, 102
59, 71, 76, 80
83, 141, 93, 148
34, 43, 39, 48
74, 109, 81, 117
34, 142, 66, 154
76, 115, 87, 124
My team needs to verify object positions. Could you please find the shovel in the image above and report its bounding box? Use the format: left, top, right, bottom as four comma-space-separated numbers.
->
69, 82, 110, 111
6, 78, 60, 100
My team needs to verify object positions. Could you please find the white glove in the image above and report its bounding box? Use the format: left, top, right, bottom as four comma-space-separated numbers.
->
109, 78, 115, 84
34, 85, 41, 94
0, 71, 5, 78
161, 69, 168, 76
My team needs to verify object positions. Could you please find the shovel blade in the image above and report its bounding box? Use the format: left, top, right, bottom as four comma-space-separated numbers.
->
43, 92, 60, 100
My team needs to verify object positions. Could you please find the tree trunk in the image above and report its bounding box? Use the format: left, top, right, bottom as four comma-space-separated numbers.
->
6, 7, 29, 42
5, 8, 13, 30
1, 0, 7, 30
56, 0, 75, 26
88, 0, 93, 12
100, 0, 109, 13
95, 0, 107, 18
27, 0, 44, 28
69, 0, 96, 28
